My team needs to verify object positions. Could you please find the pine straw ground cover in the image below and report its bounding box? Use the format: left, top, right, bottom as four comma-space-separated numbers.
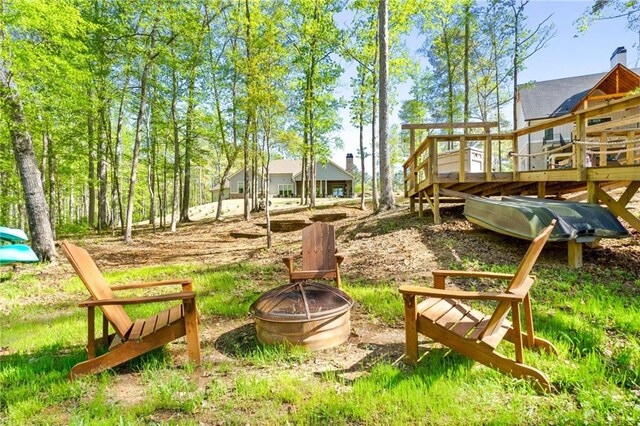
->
1, 201, 640, 425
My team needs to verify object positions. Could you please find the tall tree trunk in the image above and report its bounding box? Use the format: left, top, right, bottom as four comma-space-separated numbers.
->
243, 0, 253, 220
358, 71, 366, 211
47, 132, 56, 238
41, 128, 47, 190
97, 104, 109, 230
170, 65, 180, 232
309, 61, 317, 208
181, 72, 196, 222
377, 0, 394, 210
124, 30, 155, 243
371, 74, 378, 211
512, 2, 521, 131
300, 155, 306, 205
148, 104, 156, 231
263, 131, 272, 248
88, 105, 96, 228
252, 131, 259, 210
463, 1, 470, 126
0, 69, 57, 261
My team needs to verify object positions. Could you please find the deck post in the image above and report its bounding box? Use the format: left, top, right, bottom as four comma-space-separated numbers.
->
599, 132, 608, 167
537, 182, 546, 199
511, 136, 518, 181
567, 240, 583, 269
484, 135, 492, 182
432, 183, 441, 224
587, 181, 598, 204
459, 136, 466, 183
410, 197, 415, 213
627, 131, 636, 165
418, 190, 423, 217
430, 138, 438, 183
575, 113, 587, 181
410, 129, 415, 155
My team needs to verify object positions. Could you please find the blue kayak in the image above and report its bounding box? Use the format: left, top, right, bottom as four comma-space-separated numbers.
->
0, 226, 28, 243
0, 244, 39, 265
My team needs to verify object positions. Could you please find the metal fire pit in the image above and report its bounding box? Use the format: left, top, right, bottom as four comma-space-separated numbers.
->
249, 281, 353, 351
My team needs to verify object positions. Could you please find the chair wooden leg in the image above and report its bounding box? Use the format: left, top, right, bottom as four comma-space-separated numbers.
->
403, 294, 419, 365
87, 307, 96, 359
511, 302, 523, 364
184, 300, 201, 366
523, 294, 535, 347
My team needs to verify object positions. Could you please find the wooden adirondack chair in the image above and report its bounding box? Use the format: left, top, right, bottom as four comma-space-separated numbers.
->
399, 221, 558, 392
282, 222, 345, 288
61, 241, 201, 379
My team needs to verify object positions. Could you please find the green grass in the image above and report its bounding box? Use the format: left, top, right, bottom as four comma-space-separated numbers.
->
2, 256, 640, 424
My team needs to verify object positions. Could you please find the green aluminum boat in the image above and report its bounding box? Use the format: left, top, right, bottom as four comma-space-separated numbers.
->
0, 244, 39, 265
463, 196, 629, 242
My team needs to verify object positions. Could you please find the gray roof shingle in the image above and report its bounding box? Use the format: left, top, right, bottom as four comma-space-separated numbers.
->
518, 67, 640, 121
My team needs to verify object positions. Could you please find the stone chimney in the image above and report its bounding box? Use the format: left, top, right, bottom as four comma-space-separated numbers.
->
610, 46, 627, 68
346, 153, 354, 174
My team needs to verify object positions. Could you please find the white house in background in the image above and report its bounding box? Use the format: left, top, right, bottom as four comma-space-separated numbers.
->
225, 154, 354, 199
516, 46, 640, 171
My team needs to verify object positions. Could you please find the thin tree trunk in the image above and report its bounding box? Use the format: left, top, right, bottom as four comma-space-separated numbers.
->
170, 65, 180, 232
88, 105, 96, 228
47, 132, 56, 238
512, 2, 521, 131
371, 73, 378, 211
181, 72, 196, 222
358, 71, 366, 211
97, 104, 109, 230
147, 104, 156, 231
377, 0, 394, 210
41, 128, 47, 190
124, 29, 155, 243
243, 0, 253, 220
113, 75, 128, 231
463, 1, 470, 126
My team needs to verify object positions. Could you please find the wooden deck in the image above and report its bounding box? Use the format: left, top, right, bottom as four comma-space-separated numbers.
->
402, 94, 640, 268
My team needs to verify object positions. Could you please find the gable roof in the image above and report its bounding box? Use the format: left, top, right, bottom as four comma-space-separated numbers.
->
292, 159, 354, 181
518, 64, 640, 121
227, 158, 352, 181
269, 159, 302, 175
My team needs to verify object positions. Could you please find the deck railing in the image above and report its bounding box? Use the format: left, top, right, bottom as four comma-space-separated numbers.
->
402, 93, 640, 197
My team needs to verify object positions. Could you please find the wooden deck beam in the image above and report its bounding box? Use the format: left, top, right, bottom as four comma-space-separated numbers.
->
595, 186, 640, 233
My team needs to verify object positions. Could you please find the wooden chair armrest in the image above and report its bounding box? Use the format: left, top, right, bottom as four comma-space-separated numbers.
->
432, 270, 518, 280
79, 291, 196, 307
335, 253, 345, 265
399, 286, 524, 302
111, 279, 193, 291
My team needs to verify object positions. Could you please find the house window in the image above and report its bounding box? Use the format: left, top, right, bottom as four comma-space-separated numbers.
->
237, 181, 244, 194
278, 184, 293, 197
588, 117, 611, 126
544, 128, 554, 142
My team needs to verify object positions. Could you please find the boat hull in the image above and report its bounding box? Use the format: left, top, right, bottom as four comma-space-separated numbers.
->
464, 196, 629, 242
0, 226, 28, 243
0, 244, 39, 265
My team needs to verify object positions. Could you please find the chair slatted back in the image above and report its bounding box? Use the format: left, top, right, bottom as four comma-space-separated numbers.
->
481, 220, 556, 339
61, 241, 133, 337
301, 222, 336, 271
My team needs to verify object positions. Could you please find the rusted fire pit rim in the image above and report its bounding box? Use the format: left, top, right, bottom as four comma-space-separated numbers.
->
249, 281, 354, 324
